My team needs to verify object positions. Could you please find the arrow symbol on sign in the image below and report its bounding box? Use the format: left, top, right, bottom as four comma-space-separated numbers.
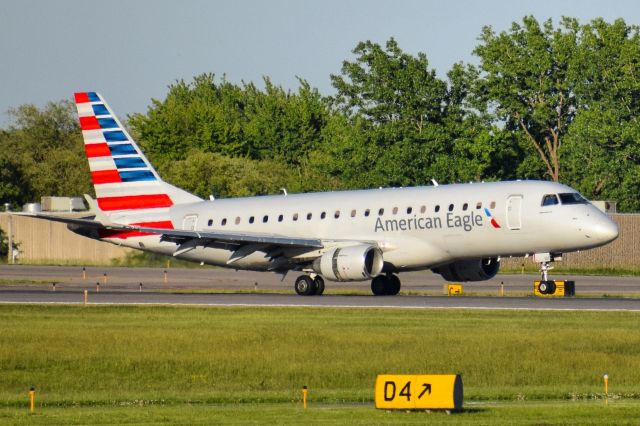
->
418, 383, 432, 398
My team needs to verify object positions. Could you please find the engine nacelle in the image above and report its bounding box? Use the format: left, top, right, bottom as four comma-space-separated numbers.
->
312, 245, 384, 282
433, 258, 500, 282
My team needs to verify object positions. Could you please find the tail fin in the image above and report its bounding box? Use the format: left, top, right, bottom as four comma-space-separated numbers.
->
74, 92, 201, 216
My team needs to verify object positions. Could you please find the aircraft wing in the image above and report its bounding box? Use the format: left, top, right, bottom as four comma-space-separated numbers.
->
134, 225, 324, 249
18, 212, 324, 249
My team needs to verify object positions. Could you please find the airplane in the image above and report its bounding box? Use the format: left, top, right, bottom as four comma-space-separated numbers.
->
24, 92, 619, 296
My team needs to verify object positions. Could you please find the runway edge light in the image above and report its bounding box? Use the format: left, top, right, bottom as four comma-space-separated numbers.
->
375, 374, 463, 411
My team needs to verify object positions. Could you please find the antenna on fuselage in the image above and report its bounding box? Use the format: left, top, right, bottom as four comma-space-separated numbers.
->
209, 195, 215, 201
280, 188, 288, 196
431, 179, 439, 187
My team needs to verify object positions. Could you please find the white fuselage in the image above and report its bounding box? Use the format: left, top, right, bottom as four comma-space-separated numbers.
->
104, 180, 618, 273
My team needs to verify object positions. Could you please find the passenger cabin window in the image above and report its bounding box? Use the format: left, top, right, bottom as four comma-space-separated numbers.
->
541, 194, 559, 206
249, 216, 255, 224
278, 214, 283, 222
307, 213, 313, 220
406, 207, 412, 214
448, 204, 454, 212
378, 208, 384, 216
350, 209, 356, 217
221, 218, 227, 226
334, 210, 341, 219
263, 215, 269, 223
462, 203, 468, 211
559, 193, 588, 205
490, 201, 496, 209
435, 205, 440, 212
420, 206, 426, 213
364, 209, 370, 217
235, 217, 241, 225
392, 207, 398, 215
321, 212, 326, 219
293, 213, 299, 221
476, 202, 482, 209
207, 219, 213, 226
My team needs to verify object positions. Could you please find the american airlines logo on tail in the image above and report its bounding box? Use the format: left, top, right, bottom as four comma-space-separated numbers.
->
74, 92, 175, 212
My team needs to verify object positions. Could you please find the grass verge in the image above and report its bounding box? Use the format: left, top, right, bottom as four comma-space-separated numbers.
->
2, 400, 640, 425
0, 305, 639, 423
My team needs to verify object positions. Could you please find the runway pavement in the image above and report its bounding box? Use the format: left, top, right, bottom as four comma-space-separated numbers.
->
1, 289, 640, 311
1, 265, 639, 311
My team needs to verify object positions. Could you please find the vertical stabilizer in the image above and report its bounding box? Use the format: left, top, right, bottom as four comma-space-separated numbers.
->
74, 92, 201, 220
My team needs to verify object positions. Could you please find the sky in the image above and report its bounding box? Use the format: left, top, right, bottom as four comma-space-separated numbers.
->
2, 0, 640, 126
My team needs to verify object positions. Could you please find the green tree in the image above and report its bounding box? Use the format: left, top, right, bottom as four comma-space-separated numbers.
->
158, 150, 338, 199
329, 38, 506, 187
128, 74, 331, 168
474, 16, 580, 182
0, 101, 90, 207
561, 18, 640, 211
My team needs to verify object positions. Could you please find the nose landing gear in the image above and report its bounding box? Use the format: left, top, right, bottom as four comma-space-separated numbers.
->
534, 252, 564, 295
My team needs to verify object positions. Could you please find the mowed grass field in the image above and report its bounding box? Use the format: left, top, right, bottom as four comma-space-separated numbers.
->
1, 304, 639, 424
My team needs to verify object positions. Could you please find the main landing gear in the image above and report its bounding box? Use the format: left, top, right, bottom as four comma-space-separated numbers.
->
294, 275, 325, 296
371, 273, 401, 296
293, 273, 402, 296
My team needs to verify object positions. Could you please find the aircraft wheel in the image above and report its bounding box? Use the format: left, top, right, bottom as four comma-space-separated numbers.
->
294, 275, 316, 296
538, 281, 549, 294
371, 275, 388, 296
539, 280, 556, 295
386, 274, 401, 295
546, 280, 556, 294
313, 276, 325, 296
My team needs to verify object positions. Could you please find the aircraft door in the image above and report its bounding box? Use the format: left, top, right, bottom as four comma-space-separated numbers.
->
506, 195, 522, 230
182, 214, 198, 230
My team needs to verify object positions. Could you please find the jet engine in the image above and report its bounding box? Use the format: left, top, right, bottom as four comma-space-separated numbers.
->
312, 245, 384, 282
432, 257, 500, 282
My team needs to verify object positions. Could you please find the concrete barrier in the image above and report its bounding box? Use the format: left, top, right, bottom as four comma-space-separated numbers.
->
0, 213, 131, 264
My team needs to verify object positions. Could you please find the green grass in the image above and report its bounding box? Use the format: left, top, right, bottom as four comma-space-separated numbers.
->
0, 305, 639, 423
0, 279, 54, 286
2, 400, 640, 425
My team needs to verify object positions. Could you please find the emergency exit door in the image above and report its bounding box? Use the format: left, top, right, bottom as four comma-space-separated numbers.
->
182, 215, 198, 231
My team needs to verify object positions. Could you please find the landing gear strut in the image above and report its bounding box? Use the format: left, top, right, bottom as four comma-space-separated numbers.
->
371, 274, 401, 296
540, 261, 552, 282
294, 275, 325, 296
535, 253, 560, 295
534, 252, 560, 281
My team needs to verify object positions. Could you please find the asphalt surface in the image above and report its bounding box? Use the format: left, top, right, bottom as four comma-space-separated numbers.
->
1, 265, 640, 311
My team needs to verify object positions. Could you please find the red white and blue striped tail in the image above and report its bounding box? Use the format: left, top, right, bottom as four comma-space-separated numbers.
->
74, 92, 201, 219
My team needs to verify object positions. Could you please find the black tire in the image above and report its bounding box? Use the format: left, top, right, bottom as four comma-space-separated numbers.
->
313, 276, 325, 296
546, 281, 556, 294
539, 280, 556, 295
294, 275, 315, 296
386, 274, 401, 295
371, 275, 388, 296
538, 281, 548, 294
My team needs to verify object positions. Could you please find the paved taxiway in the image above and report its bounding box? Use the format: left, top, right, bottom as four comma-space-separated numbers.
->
1, 265, 639, 311
1, 289, 640, 311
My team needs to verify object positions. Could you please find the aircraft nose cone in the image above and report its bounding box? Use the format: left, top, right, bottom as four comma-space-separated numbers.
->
588, 218, 619, 244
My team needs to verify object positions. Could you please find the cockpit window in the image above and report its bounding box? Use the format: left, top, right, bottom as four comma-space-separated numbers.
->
541, 194, 559, 206
559, 193, 588, 205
